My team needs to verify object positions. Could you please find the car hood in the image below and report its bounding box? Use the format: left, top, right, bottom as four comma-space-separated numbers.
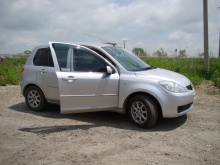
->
135, 68, 191, 86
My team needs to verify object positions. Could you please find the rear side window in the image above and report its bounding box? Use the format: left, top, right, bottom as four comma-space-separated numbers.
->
33, 48, 54, 67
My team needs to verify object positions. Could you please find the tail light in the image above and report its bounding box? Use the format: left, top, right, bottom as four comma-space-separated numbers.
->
21, 68, 24, 72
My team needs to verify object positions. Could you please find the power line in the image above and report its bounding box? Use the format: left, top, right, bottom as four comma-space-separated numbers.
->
209, 0, 217, 14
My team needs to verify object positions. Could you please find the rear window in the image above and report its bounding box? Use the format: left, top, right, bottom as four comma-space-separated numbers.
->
33, 48, 54, 67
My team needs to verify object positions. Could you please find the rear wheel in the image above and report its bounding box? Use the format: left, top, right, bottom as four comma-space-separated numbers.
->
25, 86, 46, 112
128, 95, 158, 128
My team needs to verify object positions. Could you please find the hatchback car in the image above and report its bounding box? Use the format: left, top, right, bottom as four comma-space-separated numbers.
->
21, 42, 196, 128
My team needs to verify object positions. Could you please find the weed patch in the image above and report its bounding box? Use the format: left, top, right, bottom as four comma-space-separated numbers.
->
0, 56, 219, 89
0, 57, 26, 86
143, 57, 220, 88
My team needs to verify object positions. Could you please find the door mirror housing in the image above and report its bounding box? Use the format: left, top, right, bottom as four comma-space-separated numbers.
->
106, 66, 114, 74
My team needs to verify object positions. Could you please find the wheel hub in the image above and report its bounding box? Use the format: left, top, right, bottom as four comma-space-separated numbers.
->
131, 101, 147, 124
28, 90, 40, 108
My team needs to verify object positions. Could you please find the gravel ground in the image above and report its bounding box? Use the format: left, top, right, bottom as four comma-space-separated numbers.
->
0, 81, 219, 165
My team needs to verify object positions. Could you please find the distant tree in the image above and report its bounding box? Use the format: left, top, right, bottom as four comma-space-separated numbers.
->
132, 48, 147, 57
153, 48, 167, 57
179, 49, 187, 57
198, 52, 204, 58
23, 50, 31, 55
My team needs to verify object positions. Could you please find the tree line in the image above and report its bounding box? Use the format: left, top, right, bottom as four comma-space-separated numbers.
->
2, 48, 207, 58
132, 47, 206, 58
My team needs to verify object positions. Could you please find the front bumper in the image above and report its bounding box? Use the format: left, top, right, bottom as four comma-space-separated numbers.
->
161, 91, 196, 118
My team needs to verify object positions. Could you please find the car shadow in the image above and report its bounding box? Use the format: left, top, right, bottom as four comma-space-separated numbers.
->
10, 102, 187, 134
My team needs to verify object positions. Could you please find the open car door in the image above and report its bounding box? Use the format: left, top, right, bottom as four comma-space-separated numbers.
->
49, 42, 119, 114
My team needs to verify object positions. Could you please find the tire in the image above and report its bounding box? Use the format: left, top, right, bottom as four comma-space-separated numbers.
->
127, 95, 158, 128
25, 86, 46, 112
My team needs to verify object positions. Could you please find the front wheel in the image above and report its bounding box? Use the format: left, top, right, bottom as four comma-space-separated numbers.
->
127, 95, 158, 128
25, 86, 46, 112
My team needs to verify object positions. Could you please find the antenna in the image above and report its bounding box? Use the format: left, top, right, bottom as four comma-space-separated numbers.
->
84, 33, 117, 46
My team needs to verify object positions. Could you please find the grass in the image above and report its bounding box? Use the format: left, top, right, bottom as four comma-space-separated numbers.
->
142, 57, 220, 88
0, 56, 220, 88
0, 57, 27, 86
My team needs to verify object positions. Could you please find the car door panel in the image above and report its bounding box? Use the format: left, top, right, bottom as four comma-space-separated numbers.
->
49, 42, 119, 114
56, 71, 119, 114
34, 48, 59, 102
37, 66, 59, 101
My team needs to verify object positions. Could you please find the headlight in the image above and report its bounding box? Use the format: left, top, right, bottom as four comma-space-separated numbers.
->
159, 81, 187, 93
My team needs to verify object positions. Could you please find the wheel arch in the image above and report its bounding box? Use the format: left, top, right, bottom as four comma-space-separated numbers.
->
123, 92, 163, 118
23, 83, 46, 99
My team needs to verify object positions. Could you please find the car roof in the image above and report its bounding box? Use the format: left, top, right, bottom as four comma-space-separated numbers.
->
73, 42, 117, 48
34, 42, 117, 50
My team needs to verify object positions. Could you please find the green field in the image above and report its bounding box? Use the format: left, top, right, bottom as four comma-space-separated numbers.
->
0, 56, 220, 88
142, 57, 220, 88
0, 57, 27, 86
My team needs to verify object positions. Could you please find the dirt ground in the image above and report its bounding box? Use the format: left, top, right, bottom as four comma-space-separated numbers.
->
0, 81, 219, 165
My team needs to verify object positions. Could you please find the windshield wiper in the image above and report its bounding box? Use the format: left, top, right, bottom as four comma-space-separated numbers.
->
131, 66, 156, 72
143, 66, 156, 70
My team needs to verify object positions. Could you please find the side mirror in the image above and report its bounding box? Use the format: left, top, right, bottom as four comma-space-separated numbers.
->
106, 66, 114, 74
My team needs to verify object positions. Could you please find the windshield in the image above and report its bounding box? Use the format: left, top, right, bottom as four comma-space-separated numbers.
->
102, 46, 150, 71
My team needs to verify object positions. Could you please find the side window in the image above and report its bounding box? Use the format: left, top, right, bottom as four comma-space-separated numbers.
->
42, 50, 54, 67
74, 49, 106, 72
33, 48, 54, 67
33, 49, 43, 66
52, 43, 106, 72
87, 47, 116, 67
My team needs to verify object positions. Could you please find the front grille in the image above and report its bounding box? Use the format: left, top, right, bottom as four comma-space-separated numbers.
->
186, 84, 193, 90
178, 103, 193, 113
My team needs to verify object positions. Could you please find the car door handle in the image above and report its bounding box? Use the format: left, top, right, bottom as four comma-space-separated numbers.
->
62, 76, 77, 81
38, 69, 46, 73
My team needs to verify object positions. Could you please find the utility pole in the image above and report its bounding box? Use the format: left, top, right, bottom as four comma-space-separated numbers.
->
203, 0, 209, 71
218, 7, 220, 60
219, 31, 220, 59
123, 40, 126, 49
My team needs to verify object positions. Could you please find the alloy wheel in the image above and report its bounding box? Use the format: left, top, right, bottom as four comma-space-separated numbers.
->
131, 101, 148, 124
27, 90, 41, 108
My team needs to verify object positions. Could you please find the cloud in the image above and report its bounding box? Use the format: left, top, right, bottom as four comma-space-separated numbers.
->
0, 0, 219, 56
168, 30, 192, 41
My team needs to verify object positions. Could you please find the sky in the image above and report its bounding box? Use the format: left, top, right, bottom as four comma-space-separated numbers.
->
0, 0, 220, 57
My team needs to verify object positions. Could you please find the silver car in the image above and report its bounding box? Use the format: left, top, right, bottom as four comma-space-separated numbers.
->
20, 42, 196, 128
